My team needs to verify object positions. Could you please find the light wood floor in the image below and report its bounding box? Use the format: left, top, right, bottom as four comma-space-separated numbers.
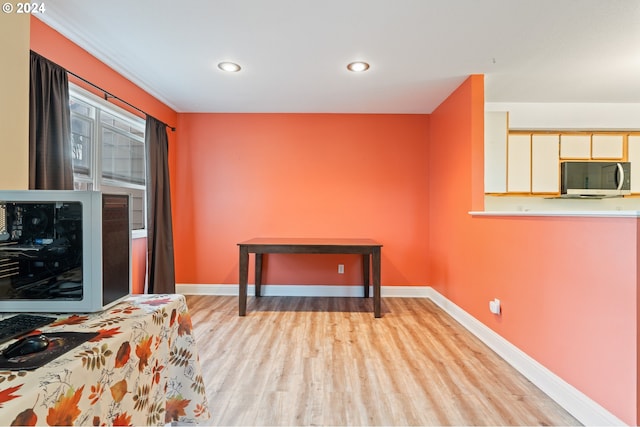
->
186, 295, 580, 426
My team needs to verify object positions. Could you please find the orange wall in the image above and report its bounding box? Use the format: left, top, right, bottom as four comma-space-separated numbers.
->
429, 75, 638, 425
173, 113, 430, 286
30, 17, 177, 296
131, 237, 147, 294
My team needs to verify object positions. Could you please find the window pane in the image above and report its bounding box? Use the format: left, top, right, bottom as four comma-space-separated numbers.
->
70, 97, 94, 117
69, 86, 147, 231
101, 128, 145, 185
70, 102, 94, 177
73, 180, 93, 191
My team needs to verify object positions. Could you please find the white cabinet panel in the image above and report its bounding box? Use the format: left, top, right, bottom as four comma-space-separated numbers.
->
507, 134, 531, 192
560, 134, 591, 159
592, 134, 623, 159
531, 134, 559, 193
485, 112, 508, 193
628, 136, 640, 193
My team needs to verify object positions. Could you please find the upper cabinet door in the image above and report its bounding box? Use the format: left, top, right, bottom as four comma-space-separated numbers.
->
485, 112, 508, 193
531, 134, 559, 193
628, 136, 640, 193
507, 134, 531, 192
560, 134, 591, 158
591, 134, 624, 159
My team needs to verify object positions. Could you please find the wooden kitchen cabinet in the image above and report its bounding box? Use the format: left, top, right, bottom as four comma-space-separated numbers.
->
628, 135, 640, 193
496, 130, 635, 196
507, 134, 531, 192
531, 134, 559, 193
485, 112, 508, 193
560, 134, 591, 159
591, 134, 624, 159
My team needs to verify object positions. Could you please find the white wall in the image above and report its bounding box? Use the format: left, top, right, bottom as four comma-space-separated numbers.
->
486, 102, 640, 130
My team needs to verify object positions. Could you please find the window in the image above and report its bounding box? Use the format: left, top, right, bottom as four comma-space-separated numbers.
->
69, 84, 146, 230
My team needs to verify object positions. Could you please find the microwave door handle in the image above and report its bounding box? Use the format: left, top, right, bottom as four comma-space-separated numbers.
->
616, 163, 624, 191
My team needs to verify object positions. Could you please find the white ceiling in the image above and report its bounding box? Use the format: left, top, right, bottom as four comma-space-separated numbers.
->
37, 0, 640, 114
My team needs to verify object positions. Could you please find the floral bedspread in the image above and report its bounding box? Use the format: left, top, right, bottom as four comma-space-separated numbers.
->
0, 294, 210, 426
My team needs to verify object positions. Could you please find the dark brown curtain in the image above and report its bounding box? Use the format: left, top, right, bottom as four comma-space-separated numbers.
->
29, 51, 73, 190
145, 116, 176, 293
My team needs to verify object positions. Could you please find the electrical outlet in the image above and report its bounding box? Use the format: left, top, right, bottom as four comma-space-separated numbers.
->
338, 264, 344, 274
489, 298, 501, 315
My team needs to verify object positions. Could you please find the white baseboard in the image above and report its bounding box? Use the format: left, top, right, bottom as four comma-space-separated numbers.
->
425, 287, 626, 427
176, 283, 430, 298
177, 283, 626, 426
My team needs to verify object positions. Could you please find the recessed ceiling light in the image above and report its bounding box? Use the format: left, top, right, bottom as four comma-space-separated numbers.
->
347, 61, 370, 72
218, 62, 241, 72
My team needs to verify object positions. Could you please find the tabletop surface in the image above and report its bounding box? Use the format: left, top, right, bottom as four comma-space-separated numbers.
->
238, 237, 382, 246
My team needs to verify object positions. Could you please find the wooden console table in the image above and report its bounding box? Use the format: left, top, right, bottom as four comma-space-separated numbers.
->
238, 238, 383, 318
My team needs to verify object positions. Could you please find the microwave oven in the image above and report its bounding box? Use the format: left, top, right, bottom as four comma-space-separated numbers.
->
561, 161, 631, 196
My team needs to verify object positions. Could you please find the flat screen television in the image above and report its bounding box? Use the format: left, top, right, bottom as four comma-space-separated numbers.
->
0, 190, 131, 313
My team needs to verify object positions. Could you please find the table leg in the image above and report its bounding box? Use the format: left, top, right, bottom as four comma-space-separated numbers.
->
255, 253, 263, 297
239, 246, 249, 316
372, 247, 381, 318
362, 254, 370, 298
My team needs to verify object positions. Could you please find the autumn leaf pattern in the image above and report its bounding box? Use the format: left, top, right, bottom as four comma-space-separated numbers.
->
0, 384, 22, 408
112, 412, 133, 426
151, 359, 164, 385
135, 336, 153, 371
114, 341, 131, 368
141, 297, 173, 306
2, 295, 210, 426
76, 343, 113, 370
110, 379, 128, 403
177, 313, 193, 336
91, 316, 127, 328
0, 370, 28, 385
165, 396, 190, 422
191, 374, 206, 395
51, 314, 88, 327
10, 407, 37, 426
169, 346, 193, 367
132, 384, 150, 411
88, 382, 104, 405
89, 327, 122, 342
147, 401, 165, 426
194, 403, 208, 418
110, 305, 139, 316
46, 385, 84, 426
152, 308, 168, 326
169, 308, 177, 327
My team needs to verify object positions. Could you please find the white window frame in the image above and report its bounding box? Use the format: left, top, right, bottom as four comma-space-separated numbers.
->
69, 83, 147, 237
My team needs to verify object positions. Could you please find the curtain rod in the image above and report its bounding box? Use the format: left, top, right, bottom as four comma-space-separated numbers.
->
66, 70, 176, 132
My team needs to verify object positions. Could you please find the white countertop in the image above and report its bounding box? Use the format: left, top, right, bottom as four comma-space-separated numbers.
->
469, 210, 640, 218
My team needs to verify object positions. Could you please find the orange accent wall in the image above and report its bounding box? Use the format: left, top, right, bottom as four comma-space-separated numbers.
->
430, 75, 638, 425
131, 237, 147, 294
30, 17, 177, 296
173, 113, 430, 286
